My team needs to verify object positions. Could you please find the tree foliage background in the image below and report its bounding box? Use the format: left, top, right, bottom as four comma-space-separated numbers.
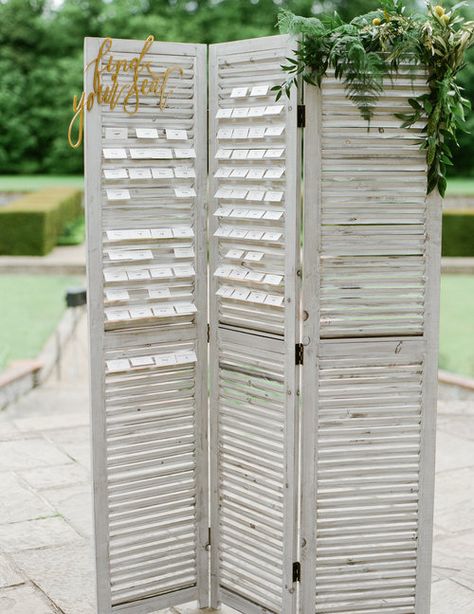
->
0, 0, 472, 175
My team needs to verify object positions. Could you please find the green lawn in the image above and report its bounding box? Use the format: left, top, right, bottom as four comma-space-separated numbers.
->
0, 175, 83, 192
0, 275, 82, 371
446, 177, 474, 196
439, 275, 474, 378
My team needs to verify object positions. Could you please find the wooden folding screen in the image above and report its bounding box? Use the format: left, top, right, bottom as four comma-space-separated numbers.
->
85, 35, 441, 614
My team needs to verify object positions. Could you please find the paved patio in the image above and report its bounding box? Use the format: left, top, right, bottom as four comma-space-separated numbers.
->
0, 314, 473, 613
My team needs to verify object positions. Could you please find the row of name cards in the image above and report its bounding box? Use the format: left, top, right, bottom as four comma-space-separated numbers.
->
106, 349, 197, 373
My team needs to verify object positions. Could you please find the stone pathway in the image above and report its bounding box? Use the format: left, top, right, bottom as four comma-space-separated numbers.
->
0, 315, 473, 613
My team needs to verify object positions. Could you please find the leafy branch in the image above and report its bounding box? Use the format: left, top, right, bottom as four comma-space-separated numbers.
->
275, 1, 474, 197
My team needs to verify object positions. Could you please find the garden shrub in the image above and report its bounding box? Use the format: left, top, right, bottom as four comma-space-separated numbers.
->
442, 209, 474, 257
0, 188, 83, 256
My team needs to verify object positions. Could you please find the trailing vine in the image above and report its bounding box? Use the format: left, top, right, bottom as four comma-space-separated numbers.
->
273, 1, 474, 197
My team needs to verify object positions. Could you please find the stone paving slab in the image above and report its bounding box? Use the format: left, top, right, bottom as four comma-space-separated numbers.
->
0, 314, 472, 613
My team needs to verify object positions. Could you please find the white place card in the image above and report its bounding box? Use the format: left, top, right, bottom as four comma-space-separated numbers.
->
107, 250, 129, 261
232, 288, 251, 300
214, 207, 233, 217
246, 169, 265, 179
105, 309, 131, 322
105, 127, 128, 140
103, 148, 127, 159
129, 307, 153, 319
214, 226, 233, 238
265, 295, 284, 306
231, 150, 249, 160
174, 187, 196, 198
155, 353, 177, 367
166, 128, 188, 141
130, 356, 155, 367
104, 269, 128, 282
263, 210, 284, 221
218, 128, 234, 140
231, 208, 250, 218
106, 189, 130, 201
226, 249, 244, 260
172, 227, 194, 238
216, 148, 232, 159
246, 210, 265, 219
151, 228, 173, 239
136, 128, 159, 139
107, 359, 130, 372
231, 190, 248, 200
247, 150, 265, 160
175, 148, 196, 158
216, 285, 234, 297
263, 231, 283, 242
245, 251, 264, 262
265, 191, 284, 202
246, 230, 264, 240
104, 168, 128, 179
173, 265, 195, 278
214, 167, 233, 178
230, 168, 249, 178
248, 292, 267, 304
154, 353, 178, 367
153, 305, 176, 318
265, 125, 285, 137
174, 302, 198, 315
246, 190, 265, 201
129, 250, 153, 261
151, 168, 174, 179
106, 288, 129, 301
230, 87, 247, 98
250, 84, 269, 97
247, 106, 266, 117
264, 149, 285, 158
232, 107, 250, 118
215, 188, 233, 199
127, 270, 151, 280
130, 148, 173, 159
148, 288, 171, 299
248, 127, 266, 139
264, 167, 285, 179
106, 230, 129, 241
174, 167, 196, 178
229, 269, 248, 280
128, 168, 152, 180
246, 271, 265, 282
216, 108, 233, 119
265, 105, 284, 116
229, 229, 248, 239
174, 247, 195, 259
175, 350, 197, 364
214, 265, 233, 277
150, 267, 173, 279
264, 274, 283, 286
233, 128, 249, 139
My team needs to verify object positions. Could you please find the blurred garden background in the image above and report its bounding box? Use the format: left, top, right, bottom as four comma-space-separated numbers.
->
0, 0, 473, 379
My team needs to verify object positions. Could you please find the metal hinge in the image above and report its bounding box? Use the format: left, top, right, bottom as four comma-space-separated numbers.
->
292, 561, 301, 583
297, 105, 306, 128
207, 323, 210, 343
295, 343, 304, 366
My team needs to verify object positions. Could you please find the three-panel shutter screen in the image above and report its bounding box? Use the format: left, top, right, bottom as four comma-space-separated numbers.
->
85, 35, 441, 614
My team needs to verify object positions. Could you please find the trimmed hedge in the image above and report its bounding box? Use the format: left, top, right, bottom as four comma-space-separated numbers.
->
442, 209, 474, 258
0, 188, 83, 256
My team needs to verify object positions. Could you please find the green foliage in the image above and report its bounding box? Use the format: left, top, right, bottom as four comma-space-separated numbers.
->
276, 1, 474, 196
57, 216, 85, 246
0, 188, 83, 255
442, 209, 474, 256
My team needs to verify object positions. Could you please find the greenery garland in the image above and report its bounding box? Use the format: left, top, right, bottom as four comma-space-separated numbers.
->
274, 1, 474, 197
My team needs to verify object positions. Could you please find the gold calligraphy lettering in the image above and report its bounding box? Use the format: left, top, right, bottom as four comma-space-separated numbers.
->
68, 35, 184, 148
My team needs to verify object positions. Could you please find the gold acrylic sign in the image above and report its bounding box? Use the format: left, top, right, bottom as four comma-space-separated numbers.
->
68, 35, 184, 148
